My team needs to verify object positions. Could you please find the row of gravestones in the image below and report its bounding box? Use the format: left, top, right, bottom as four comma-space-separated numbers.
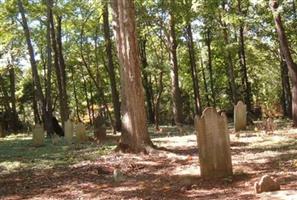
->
32, 120, 105, 146
195, 101, 247, 178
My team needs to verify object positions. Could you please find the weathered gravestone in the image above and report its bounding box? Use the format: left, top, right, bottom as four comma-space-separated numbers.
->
195, 107, 233, 178
94, 116, 106, 140
32, 124, 45, 146
75, 122, 87, 142
64, 120, 73, 144
234, 101, 247, 132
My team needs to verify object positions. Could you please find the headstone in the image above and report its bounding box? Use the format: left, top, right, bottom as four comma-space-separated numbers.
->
75, 122, 87, 142
64, 120, 73, 144
234, 101, 247, 132
32, 124, 45, 146
195, 107, 233, 178
94, 116, 106, 140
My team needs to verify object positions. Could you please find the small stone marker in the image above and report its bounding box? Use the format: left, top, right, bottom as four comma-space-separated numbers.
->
254, 175, 280, 194
234, 101, 247, 132
195, 107, 233, 178
94, 116, 106, 140
75, 122, 87, 142
64, 120, 73, 144
32, 124, 45, 146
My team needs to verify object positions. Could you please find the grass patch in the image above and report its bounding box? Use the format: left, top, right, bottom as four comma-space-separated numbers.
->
0, 133, 115, 174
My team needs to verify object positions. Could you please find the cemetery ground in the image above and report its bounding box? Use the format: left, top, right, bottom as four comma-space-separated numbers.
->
1, 121, 297, 199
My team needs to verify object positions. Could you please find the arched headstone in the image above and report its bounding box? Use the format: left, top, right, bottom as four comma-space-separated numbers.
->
64, 120, 73, 144
234, 101, 247, 132
32, 124, 45, 146
195, 107, 233, 178
75, 122, 87, 142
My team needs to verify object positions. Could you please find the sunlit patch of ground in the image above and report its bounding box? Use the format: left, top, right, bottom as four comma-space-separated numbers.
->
1, 123, 297, 199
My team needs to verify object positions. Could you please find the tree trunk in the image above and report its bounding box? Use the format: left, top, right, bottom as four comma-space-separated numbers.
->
111, 0, 153, 152
154, 72, 164, 131
71, 68, 81, 122
270, 0, 297, 126
49, 10, 69, 125
186, 23, 202, 115
238, 0, 252, 112
206, 28, 216, 107
8, 64, 21, 131
280, 52, 292, 118
103, 3, 121, 131
45, 0, 54, 135
139, 39, 155, 123
219, 6, 237, 104
168, 7, 183, 125
201, 59, 210, 107
18, 0, 47, 128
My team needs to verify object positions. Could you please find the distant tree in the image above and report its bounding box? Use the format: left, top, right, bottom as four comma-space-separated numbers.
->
270, 0, 297, 126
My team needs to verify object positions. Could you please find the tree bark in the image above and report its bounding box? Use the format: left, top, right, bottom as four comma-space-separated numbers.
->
139, 39, 155, 123
154, 71, 164, 131
238, 0, 252, 112
18, 0, 48, 128
45, 0, 54, 135
49, 10, 69, 125
103, 3, 121, 131
186, 23, 202, 115
201, 59, 210, 107
168, 6, 183, 124
270, 0, 297, 126
280, 52, 292, 118
111, 0, 153, 152
206, 28, 216, 107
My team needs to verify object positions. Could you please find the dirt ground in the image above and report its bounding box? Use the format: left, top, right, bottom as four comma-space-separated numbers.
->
1, 124, 297, 200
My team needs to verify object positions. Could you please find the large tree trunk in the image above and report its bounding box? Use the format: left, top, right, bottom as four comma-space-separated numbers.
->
139, 39, 155, 123
103, 3, 121, 131
186, 23, 202, 116
168, 6, 183, 125
270, 0, 297, 126
18, 0, 49, 130
111, 0, 153, 152
238, 0, 252, 113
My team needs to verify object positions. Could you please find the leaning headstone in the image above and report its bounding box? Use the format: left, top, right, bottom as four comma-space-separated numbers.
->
32, 124, 45, 147
64, 120, 73, 144
234, 101, 247, 132
94, 116, 106, 140
195, 107, 233, 178
75, 122, 87, 142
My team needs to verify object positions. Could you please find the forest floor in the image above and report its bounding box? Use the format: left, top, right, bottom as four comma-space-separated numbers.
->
1, 120, 297, 199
